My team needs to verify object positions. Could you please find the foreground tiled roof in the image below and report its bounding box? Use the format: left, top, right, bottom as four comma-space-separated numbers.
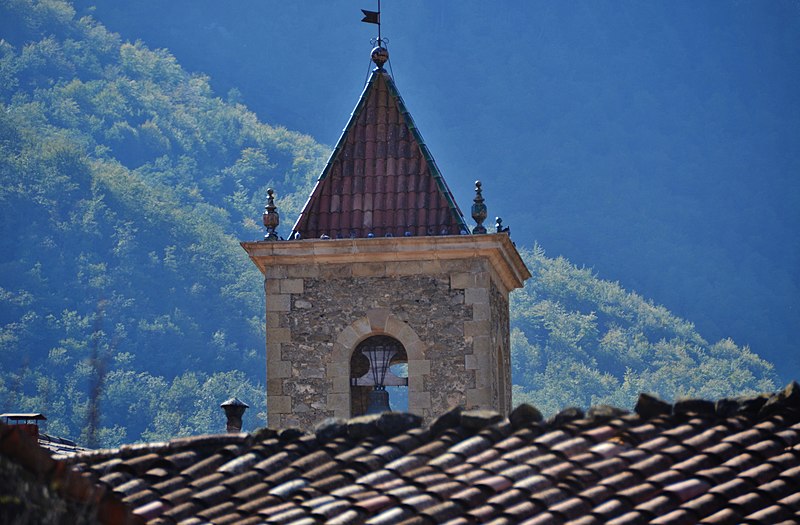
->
49, 383, 800, 524
0, 422, 140, 524
290, 66, 470, 240
39, 431, 88, 457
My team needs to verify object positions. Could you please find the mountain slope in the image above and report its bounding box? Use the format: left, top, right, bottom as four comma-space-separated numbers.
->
511, 246, 776, 416
0, 0, 327, 444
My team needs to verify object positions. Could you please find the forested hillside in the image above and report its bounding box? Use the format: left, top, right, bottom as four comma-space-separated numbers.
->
0, 0, 327, 445
0, 0, 777, 446
511, 247, 775, 417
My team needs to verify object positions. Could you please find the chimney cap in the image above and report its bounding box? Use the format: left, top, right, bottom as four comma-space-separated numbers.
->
1, 413, 47, 422
220, 397, 249, 409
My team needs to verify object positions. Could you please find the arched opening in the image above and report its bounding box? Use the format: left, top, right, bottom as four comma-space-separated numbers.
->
350, 335, 408, 416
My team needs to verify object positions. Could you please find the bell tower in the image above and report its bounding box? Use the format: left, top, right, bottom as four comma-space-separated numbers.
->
241, 44, 530, 429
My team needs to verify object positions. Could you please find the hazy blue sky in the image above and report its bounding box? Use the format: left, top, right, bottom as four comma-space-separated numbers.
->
79, 1, 800, 380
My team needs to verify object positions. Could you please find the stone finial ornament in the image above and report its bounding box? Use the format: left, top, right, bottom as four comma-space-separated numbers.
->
262, 188, 280, 241
471, 180, 487, 234
495, 217, 510, 234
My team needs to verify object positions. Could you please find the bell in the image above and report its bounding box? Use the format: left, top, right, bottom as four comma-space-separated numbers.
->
365, 388, 391, 415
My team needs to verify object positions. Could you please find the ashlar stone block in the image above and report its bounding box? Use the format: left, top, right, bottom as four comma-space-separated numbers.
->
352, 317, 372, 338
264, 266, 287, 279
267, 378, 284, 395
280, 279, 304, 294
266, 293, 291, 312
471, 335, 490, 354
337, 326, 360, 349
449, 272, 473, 290
472, 302, 491, 321
265, 280, 281, 294
466, 388, 491, 408
352, 262, 388, 277
407, 360, 431, 377
268, 327, 292, 344
331, 376, 350, 394
287, 264, 320, 278
464, 287, 489, 305
268, 360, 291, 379
266, 312, 283, 328
409, 391, 432, 409
463, 320, 490, 338
366, 308, 390, 332
326, 360, 349, 378
269, 395, 292, 413
326, 393, 349, 411
384, 316, 407, 340
407, 375, 425, 393
266, 343, 283, 362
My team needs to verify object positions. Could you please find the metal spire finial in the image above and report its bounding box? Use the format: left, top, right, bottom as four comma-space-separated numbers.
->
362, 1, 388, 68
262, 188, 280, 241
471, 180, 488, 234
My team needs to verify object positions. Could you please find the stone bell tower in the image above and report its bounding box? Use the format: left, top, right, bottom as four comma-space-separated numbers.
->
241, 44, 530, 429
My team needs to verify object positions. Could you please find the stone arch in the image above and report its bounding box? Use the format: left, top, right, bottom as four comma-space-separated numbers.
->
326, 309, 429, 418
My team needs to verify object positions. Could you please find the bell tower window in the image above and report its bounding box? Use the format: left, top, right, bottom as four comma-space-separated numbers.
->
350, 335, 408, 416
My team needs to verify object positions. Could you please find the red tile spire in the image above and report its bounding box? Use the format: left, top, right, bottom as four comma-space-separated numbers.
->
290, 53, 469, 240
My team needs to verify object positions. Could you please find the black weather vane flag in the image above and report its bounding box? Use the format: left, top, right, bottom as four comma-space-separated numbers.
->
361, 0, 382, 43
361, 8, 379, 25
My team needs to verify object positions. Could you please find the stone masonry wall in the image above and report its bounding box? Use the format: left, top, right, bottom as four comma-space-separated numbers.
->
489, 279, 512, 415
264, 256, 512, 429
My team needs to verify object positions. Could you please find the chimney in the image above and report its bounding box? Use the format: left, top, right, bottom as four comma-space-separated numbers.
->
1, 413, 46, 439
220, 398, 249, 433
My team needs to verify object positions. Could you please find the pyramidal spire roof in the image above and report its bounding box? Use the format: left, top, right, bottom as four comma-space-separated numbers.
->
291, 53, 469, 240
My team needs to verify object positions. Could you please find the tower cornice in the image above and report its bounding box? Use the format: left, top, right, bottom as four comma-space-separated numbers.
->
241, 233, 530, 294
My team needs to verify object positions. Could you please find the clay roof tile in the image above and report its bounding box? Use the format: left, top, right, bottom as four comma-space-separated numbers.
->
650, 508, 701, 525
9, 387, 800, 525
291, 69, 468, 240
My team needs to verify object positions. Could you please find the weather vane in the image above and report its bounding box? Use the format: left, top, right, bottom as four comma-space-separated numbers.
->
362, 1, 389, 70
361, 0, 382, 46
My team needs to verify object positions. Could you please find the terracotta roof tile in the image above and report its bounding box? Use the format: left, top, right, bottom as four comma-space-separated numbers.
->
650, 508, 699, 525
580, 484, 616, 506
682, 492, 727, 518
98, 470, 129, 488
648, 468, 685, 488
501, 499, 540, 521
115, 478, 149, 497
160, 486, 193, 505
291, 68, 468, 240
162, 500, 201, 522
695, 465, 736, 485
778, 491, 800, 507
231, 481, 271, 503
729, 491, 771, 515
700, 507, 742, 524
519, 512, 562, 525
9, 385, 800, 524
123, 488, 159, 508
592, 498, 632, 521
